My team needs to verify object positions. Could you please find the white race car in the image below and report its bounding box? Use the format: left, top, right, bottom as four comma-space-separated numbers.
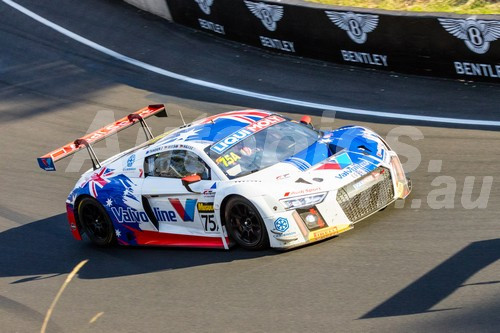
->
38, 105, 411, 250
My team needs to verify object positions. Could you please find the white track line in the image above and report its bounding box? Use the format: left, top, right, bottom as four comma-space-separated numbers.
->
4, 0, 500, 127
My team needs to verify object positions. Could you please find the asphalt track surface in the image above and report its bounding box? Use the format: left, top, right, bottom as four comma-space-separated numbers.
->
1, 0, 499, 332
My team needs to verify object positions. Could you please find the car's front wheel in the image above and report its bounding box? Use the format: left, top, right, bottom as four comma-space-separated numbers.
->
224, 197, 269, 250
78, 197, 116, 246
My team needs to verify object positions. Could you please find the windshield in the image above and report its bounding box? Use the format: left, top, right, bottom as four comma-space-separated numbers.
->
207, 119, 320, 179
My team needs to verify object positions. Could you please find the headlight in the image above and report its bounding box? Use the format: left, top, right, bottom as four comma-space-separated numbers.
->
281, 192, 327, 210
390, 155, 411, 199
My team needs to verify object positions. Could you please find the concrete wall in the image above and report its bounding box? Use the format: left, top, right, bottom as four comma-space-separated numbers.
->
124, 0, 172, 20
124, 0, 500, 82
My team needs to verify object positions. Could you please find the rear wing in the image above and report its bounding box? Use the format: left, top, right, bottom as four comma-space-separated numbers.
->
37, 104, 167, 171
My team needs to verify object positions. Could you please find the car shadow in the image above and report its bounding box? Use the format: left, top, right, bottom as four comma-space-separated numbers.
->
0, 214, 276, 281
361, 238, 500, 318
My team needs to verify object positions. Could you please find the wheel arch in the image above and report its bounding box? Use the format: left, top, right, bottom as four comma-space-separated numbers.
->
219, 194, 240, 227
219, 194, 270, 250
74, 194, 117, 246
73, 194, 95, 236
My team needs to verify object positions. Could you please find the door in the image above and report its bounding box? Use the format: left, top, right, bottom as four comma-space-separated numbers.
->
141, 149, 218, 237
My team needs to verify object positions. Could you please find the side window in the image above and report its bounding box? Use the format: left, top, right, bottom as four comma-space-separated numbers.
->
145, 150, 210, 180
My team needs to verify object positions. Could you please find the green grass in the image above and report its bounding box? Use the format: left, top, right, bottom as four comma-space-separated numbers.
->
307, 0, 500, 14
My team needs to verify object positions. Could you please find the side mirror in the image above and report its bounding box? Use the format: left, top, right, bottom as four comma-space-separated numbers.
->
181, 174, 201, 193
300, 115, 313, 128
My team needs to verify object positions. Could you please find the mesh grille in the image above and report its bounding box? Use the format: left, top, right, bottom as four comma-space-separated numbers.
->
336, 168, 394, 223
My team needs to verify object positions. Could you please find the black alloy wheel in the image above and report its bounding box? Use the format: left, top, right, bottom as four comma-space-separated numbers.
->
78, 197, 116, 246
225, 197, 269, 250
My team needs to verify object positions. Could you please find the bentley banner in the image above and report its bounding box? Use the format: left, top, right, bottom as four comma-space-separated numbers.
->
166, 0, 500, 82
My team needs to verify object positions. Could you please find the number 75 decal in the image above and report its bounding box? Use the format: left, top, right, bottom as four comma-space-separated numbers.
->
200, 214, 219, 233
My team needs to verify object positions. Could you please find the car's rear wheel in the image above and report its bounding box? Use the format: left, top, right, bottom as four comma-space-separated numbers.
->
78, 197, 116, 246
225, 197, 269, 250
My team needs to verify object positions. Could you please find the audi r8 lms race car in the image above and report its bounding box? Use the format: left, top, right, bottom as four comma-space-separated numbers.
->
38, 105, 411, 250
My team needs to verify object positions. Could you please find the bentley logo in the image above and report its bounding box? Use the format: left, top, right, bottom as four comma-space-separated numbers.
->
194, 0, 214, 15
244, 1, 284, 32
439, 18, 500, 54
326, 11, 379, 44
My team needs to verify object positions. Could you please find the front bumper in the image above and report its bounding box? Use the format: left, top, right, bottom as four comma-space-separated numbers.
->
268, 162, 411, 249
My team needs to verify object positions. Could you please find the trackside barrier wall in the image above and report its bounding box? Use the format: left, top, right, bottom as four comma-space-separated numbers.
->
124, 0, 172, 20
132, 0, 500, 82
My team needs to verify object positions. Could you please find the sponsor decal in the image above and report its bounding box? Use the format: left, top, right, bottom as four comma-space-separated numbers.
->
197, 202, 215, 213
316, 152, 352, 170
376, 143, 384, 158
211, 115, 285, 153
123, 154, 137, 172
216, 152, 241, 167
168, 198, 197, 222
284, 187, 321, 197
246, 115, 285, 132
195, 0, 214, 15
153, 207, 178, 222
454, 61, 500, 78
274, 217, 289, 232
259, 36, 295, 52
146, 143, 194, 155
37, 157, 55, 171
326, 11, 379, 44
353, 176, 373, 190
202, 189, 216, 198
276, 173, 290, 180
198, 18, 225, 35
200, 214, 218, 232
311, 226, 338, 241
439, 18, 500, 54
333, 152, 352, 168
212, 129, 253, 153
273, 231, 298, 240
111, 207, 149, 223
341, 50, 388, 67
202, 182, 217, 198
335, 160, 371, 180
315, 162, 342, 170
245, 1, 284, 31
127, 154, 136, 167
146, 147, 162, 155
148, 200, 200, 223
178, 144, 194, 150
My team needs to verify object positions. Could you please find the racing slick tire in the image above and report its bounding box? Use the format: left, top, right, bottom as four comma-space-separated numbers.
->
78, 197, 116, 246
224, 196, 269, 250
